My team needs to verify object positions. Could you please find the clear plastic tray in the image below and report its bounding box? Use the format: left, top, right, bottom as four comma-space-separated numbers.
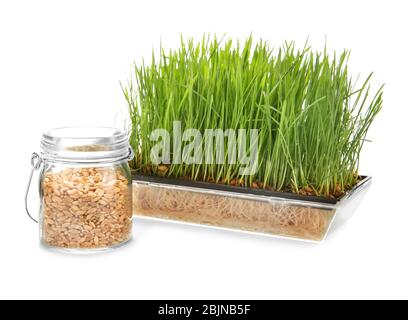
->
132, 176, 371, 242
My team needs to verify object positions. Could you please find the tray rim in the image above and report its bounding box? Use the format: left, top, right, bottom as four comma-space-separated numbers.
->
132, 174, 372, 205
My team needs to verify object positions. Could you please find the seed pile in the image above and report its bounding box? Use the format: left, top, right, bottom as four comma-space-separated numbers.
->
42, 167, 132, 249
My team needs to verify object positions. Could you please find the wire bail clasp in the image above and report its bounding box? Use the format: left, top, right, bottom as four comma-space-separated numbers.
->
25, 152, 43, 223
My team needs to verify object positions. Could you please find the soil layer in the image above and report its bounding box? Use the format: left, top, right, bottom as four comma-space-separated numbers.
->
133, 183, 336, 241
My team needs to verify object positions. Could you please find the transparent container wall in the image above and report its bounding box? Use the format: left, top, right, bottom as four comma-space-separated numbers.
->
40, 161, 133, 250
133, 178, 372, 242
328, 179, 372, 235
133, 181, 346, 242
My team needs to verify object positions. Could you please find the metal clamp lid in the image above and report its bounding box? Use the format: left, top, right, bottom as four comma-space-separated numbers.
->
25, 153, 43, 223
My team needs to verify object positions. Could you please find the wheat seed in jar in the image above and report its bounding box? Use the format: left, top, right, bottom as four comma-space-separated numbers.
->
26, 127, 134, 252
42, 166, 132, 249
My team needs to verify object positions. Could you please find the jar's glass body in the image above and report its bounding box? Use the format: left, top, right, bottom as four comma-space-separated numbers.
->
39, 160, 132, 251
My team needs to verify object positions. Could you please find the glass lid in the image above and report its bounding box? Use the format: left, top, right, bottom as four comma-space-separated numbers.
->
41, 126, 132, 162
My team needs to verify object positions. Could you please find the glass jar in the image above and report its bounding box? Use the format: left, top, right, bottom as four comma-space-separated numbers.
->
25, 127, 134, 252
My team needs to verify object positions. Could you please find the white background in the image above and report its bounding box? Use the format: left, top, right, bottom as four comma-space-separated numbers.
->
0, 0, 407, 300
